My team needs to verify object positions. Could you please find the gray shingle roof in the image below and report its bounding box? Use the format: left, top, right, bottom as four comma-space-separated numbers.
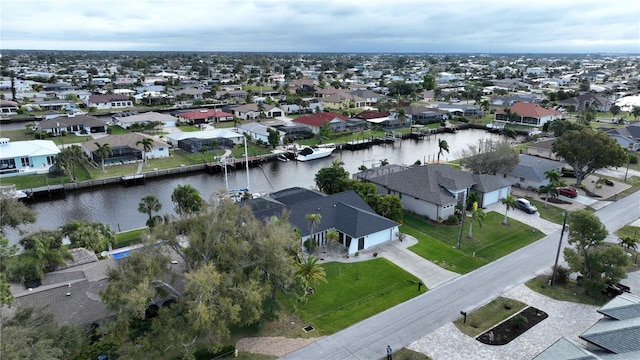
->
507, 154, 564, 182
580, 317, 640, 353
598, 293, 640, 320
362, 164, 512, 206
248, 189, 398, 238
533, 337, 598, 360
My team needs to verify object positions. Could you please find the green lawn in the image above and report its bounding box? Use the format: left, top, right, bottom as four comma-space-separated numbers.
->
401, 211, 545, 274
453, 297, 527, 337
113, 228, 147, 249
615, 225, 640, 240
290, 258, 421, 335
526, 275, 608, 307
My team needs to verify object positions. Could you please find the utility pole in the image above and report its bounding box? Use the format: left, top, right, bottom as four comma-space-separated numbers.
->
456, 190, 468, 250
550, 211, 568, 286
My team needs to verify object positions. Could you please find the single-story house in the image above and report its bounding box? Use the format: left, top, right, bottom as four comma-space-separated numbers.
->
247, 188, 400, 254
525, 138, 562, 161
165, 129, 245, 153
601, 125, 640, 151
81, 133, 169, 164
0, 100, 19, 115
113, 111, 177, 129
354, 164, 511, 222
176, 109, 234, 125
558, 93, 611, 112
292, 112, 349, 134
349, 89, 387, 106
319, 92, 367, 110
30, 100, 77, 112
174, 87, 208, 100
0, 138, 60, 177
85, 94, 134, 110
36, 114, 107, 135
494, 102, 563, 127
229, 104, 285, 120
435, 104, 484, 118
534, 292, 640, 359
237, 122, 285, 145
501, 154, 565, 190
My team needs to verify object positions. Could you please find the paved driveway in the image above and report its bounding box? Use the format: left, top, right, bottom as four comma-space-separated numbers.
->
281, 191, 640, 360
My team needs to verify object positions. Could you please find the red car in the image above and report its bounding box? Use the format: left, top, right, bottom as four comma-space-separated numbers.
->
558, 187, 578, 198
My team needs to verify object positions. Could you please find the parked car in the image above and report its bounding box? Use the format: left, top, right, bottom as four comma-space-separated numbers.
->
557, 187, 578, 198
515, 198, 537, 214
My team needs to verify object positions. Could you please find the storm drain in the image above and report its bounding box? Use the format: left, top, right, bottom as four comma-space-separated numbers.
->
303, 325, 315, 332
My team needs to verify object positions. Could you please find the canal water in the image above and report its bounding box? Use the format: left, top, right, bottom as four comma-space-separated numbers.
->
4, 129, 513, 243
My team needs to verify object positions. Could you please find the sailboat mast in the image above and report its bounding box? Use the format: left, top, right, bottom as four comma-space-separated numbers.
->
244, 136, 250, 192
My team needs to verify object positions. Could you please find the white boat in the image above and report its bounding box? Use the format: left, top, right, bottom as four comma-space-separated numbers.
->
295, 145, 336, 161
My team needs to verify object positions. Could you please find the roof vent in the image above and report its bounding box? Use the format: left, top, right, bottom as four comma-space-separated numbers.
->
0, 138, 10, 145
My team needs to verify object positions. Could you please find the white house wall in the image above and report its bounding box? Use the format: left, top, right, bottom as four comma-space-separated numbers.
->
346, 226, 399, 254
148, 147, 169, 159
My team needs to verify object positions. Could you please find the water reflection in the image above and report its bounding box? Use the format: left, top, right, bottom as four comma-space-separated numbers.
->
6, 129, 513, 243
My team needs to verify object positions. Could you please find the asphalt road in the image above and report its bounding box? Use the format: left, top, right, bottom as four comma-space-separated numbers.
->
281, 191, 640, 360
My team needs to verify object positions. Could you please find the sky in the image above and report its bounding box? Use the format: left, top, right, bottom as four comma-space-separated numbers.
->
1, 0, 639, 54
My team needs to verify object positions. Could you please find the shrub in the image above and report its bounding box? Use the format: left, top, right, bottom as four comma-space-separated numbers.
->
551, 265, 569, 285
512, 314, 529, 328
629, 154, 638, 164
446, 214, 459, 225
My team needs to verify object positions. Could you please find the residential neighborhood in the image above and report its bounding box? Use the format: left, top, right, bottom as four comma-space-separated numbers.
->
1, 50, 640, 360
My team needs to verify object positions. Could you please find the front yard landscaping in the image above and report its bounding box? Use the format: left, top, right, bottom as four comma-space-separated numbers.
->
284, 258, 421, 335
401, 211, 545, 274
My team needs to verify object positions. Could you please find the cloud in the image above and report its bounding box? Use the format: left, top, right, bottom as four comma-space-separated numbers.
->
1, 0, 639, 53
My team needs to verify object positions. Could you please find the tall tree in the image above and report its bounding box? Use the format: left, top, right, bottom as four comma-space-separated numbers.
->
63, 221, 115, 253
314, 159, 349, 194
94, 142, 112, 172
552, 129, 627, 185
437, 139, 450, 163
0, 192, 36, 235
267, 128, 280, 149
460, 141, 519, 175
103, 198, 303, 358
305, 213, 322, 254
563, 210, 628, 295
500, 194, 517, 225
138, 194, 162, 227
467, 201, 485, 238
171, 184, 204, 218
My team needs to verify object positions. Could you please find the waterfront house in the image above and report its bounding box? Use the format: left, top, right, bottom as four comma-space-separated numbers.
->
113, 111, 178, 129
228, 103, 285, 120
165, 128, 244, 153
176, 109, 234, 125
0, 100, 19, 115
354, 164, 511, 222
525, 138, 562, 161
0, 138, 60, 178
247, 187, 400, 255
85, 94, 134, 110
292, 112, 348, 134
81, 133, 169, 164
37, 114, 107, 135
237, 122, 284, 145
494, 102, 563, 127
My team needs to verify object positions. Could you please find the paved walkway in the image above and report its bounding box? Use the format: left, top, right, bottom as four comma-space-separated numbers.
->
319, 235, 459, 289
408, 284, 603, 360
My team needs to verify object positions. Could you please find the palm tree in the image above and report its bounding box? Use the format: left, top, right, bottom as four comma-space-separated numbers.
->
397, 107, 407, 126
380, 159, 390, 166
437, 139, 449, 163
540, 183, 559, 208
94, 142, 112, 172
136, 137, 154, 166
500, 194, 517, 225
467, 201, 485, 239
295, 255, 327, 290
138, 194, 162, 227
305, 213, 322, 254
618, 236, 638, 251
